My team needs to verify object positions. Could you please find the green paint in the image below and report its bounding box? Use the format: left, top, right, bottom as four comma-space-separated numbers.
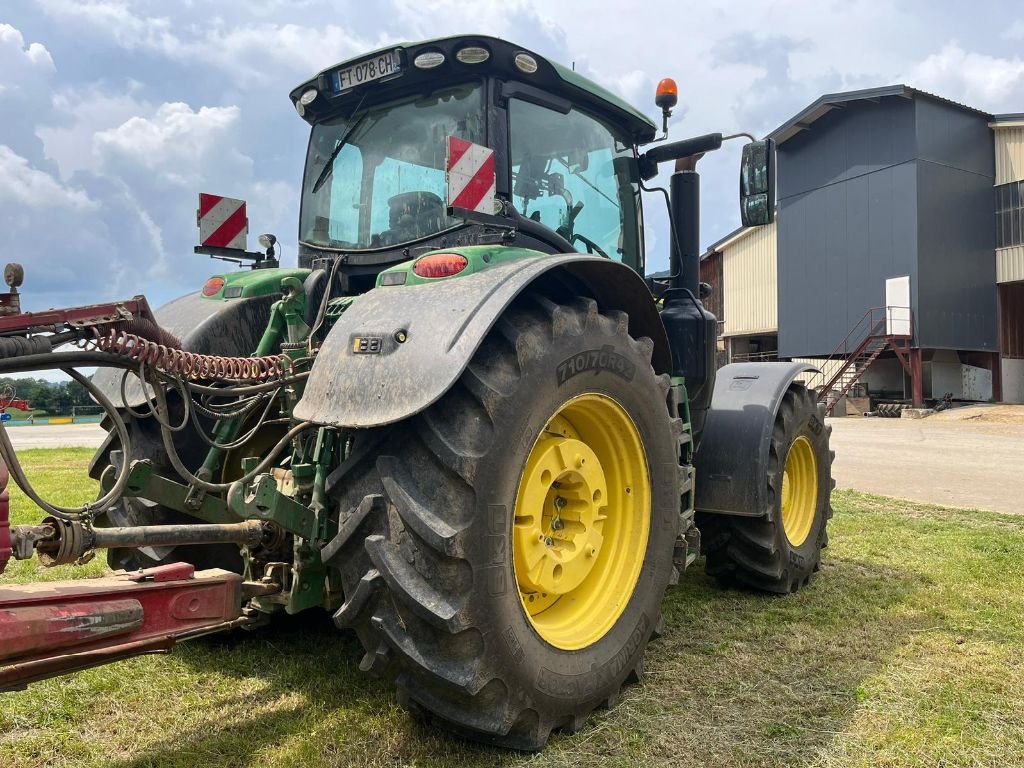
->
199, 267, 310, 301
254, 274, 311, 356
230, 472, 323, 540
101, 461, 238, 524
550, 60, 656, 133
375, 245, 546, 288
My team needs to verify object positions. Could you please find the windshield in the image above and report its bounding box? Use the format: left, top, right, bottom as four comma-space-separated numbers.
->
299, 82, 484, 250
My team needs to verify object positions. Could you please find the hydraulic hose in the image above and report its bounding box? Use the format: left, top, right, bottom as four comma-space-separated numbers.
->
152, 377, 313, 493
0, 367, 132, 521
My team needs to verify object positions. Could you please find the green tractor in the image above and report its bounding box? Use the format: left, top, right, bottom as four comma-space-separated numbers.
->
2, 35, 832, 750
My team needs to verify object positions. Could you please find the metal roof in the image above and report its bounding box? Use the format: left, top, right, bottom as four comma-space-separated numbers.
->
767, 84, 993, 146
704, 225, 754, 257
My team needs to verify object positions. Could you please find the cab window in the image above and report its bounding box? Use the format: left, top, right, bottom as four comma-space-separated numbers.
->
508, 98, 642, 270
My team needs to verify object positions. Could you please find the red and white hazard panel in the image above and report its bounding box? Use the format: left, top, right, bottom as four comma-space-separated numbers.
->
446, 136, 496, 214
197, 193, 248, 250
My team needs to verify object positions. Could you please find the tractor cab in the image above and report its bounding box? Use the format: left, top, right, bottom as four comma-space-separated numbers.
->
291, 36, 657, 285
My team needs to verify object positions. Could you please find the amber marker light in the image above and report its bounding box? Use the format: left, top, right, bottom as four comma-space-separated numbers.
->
655, 78, 679, 110
413, 253, 469, 278
202, 277, 225, 296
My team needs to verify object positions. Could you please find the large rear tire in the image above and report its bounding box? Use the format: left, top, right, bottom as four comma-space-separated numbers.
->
326, 292, 687, 749
700, 382, 833, 593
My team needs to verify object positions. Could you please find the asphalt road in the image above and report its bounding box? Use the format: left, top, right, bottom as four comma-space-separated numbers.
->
6, 423, 106, 450
6, 413, 1022, 514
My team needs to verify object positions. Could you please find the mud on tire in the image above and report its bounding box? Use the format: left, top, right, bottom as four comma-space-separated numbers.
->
325, 292, 688, 749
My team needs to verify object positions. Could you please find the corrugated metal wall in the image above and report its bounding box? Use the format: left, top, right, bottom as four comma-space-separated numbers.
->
721, 221, 777, 337
789, 357, 843, 387
997, 245, 1024, 282
994, 126, 1024, 185
994, 126, 1024, 284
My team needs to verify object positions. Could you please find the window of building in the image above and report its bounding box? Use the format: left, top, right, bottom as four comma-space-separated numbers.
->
995, 180, 1024, 249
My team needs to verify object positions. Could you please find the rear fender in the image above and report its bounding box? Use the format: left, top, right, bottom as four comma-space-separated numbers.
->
694, 362, 818, 518
294, 254, 670, 428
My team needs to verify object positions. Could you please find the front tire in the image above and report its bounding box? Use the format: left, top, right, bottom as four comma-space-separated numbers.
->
701, 382, 833, 593
327, 293, 686, 749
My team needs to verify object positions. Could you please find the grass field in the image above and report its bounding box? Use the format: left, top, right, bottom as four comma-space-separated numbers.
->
2, 448, 1024, 768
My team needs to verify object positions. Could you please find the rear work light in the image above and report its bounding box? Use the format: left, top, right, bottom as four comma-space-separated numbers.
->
413, 253, 468, 278
202, 277, 225, 296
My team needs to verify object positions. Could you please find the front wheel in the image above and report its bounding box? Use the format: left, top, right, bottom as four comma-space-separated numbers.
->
701, 382, 833, 593
327, 293, 687, 749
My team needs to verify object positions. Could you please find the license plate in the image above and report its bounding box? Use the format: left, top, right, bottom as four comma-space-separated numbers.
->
333, 50, 402, 92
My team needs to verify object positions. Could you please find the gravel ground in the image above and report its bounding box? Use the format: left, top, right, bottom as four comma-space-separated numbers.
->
828, 404, 1024, 515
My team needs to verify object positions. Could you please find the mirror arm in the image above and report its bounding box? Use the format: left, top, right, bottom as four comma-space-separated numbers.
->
638, 133, 724, 180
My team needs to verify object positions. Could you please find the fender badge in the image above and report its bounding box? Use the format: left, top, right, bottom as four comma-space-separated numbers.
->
352, 336, 383, 354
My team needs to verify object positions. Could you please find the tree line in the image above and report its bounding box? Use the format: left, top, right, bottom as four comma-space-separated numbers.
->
0, 376, 94, 416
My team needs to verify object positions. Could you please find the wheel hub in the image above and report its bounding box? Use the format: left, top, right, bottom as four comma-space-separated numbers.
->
513, 435, 607, 603
781, 435, 818, 547
512, 394, 651, 650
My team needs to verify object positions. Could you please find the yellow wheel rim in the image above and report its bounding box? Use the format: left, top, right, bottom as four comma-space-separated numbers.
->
512, 394, 650, 651
781, 435, 818, 547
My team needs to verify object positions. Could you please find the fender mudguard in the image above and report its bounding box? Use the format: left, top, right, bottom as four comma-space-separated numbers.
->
294, 254, 670, 428
92, 291, 276, 408
694, 361, 818, 518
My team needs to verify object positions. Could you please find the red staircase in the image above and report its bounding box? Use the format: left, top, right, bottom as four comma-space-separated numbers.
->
814, 306, 913, 415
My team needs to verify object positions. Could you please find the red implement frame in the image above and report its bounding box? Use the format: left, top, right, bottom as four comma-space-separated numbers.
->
0, 563, 244, 691
0, 295, 156, 334
0, 459, 10, 577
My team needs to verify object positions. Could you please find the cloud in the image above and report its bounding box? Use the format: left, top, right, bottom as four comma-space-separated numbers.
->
37, 86, 152, 179
94, 102, 245, 187
905, 41, 1024, 111
10, 0, 1024, 303
0, 23, 55, 79
1004, 20, 1024, 41
0, 145, 98, 211
34, 0, 378, 84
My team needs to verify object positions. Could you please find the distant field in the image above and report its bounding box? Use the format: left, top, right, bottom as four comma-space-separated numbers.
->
2, 449, 1023, 768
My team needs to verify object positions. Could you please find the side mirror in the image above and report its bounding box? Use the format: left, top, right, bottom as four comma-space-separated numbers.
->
740, 138, 775, 227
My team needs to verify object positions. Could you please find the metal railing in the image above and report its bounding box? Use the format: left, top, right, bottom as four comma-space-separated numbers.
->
810, 305, 913, 406
730, 350, 780, 362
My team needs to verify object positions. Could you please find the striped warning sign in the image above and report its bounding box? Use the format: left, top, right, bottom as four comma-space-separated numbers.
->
197, 193, 248, 250
446, 136, 496, 214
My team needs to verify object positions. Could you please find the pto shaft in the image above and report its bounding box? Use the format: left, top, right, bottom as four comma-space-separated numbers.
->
11, 518, 267, 567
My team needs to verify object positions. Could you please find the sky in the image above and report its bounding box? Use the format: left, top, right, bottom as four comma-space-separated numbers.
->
3, 0, 1024, 315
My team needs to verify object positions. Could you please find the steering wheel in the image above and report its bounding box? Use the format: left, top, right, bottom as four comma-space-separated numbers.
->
572, 233, 611, 259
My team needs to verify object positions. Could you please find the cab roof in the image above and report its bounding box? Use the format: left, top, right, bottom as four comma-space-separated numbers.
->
290, 35, 658, 145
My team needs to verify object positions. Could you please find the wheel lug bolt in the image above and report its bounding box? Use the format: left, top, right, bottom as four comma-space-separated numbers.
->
545, 537, 554, 546
554, 496, 567, 509
552, 518, 563, 531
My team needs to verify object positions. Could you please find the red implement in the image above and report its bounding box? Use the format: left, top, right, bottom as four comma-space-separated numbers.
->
0, 563, 243, 691
0, 458, 10, 577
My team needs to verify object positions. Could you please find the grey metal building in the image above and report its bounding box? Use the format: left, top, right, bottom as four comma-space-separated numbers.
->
703, 85, 1023, 406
